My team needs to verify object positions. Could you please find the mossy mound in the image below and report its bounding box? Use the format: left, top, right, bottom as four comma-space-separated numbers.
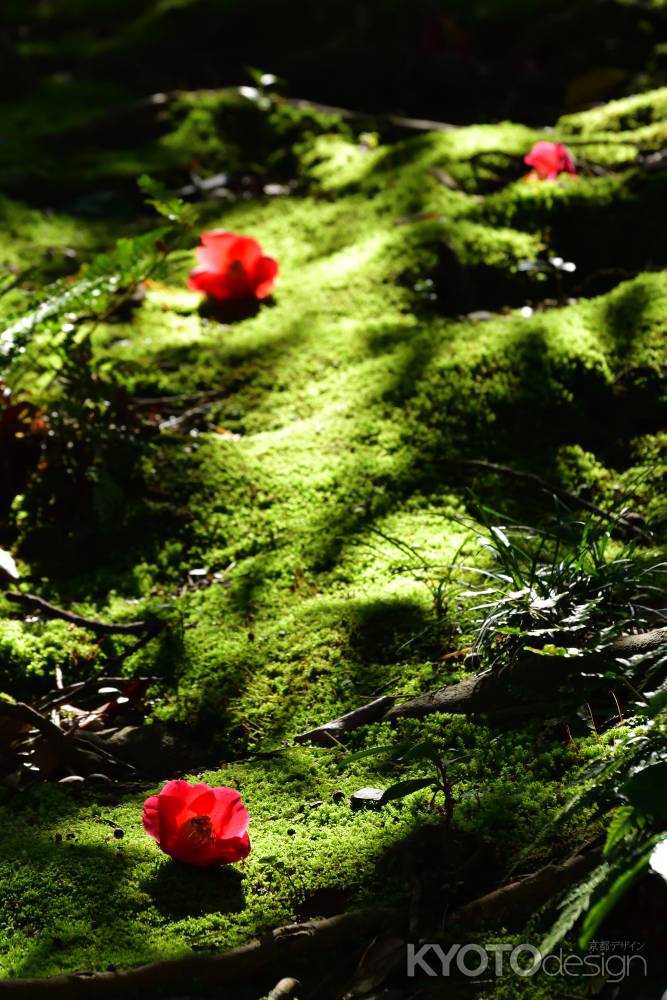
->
0, 82, 666, 991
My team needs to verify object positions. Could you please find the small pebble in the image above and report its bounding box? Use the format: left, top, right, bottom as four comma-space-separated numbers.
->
350, 787, 384, 811
85, 773, 114, 784
300, 800, 324, 812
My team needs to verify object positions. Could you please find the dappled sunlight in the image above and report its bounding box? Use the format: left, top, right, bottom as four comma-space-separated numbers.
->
1, 10, 667, 991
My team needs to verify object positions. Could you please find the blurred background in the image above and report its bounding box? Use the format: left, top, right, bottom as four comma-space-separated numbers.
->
3, 0, 667, 124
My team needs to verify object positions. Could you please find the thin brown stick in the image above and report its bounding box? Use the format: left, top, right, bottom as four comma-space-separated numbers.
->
3, 592, 157, 636
36, 676, 156, 713
445, 458, 652, 541
280, 96, 457, 133
0, 702, 69, 752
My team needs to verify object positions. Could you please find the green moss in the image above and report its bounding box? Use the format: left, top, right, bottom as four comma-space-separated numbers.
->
1, 83, 666, 987
558, 85, 667, 133
0, 616, 100, 695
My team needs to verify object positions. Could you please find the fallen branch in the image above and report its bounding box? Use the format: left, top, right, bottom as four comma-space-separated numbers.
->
0, 701, 70, 753
0, 700, 136, 784
3, 592, 158, 636
294, 696, 395, 746
385, 627, 667, 722
0, 907, 400, 999
37, 676, 157, 713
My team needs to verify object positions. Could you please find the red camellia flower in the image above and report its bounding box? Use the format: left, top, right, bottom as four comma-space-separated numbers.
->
142, 780, 251, 866
188, 230, 278, 302
524, 141, 576, 180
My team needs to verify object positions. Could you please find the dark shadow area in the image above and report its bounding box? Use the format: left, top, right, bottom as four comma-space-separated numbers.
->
3, 0, 666, 126
199, 296, 265, 324
144, 862, 246, 919
344, 594, 437, 666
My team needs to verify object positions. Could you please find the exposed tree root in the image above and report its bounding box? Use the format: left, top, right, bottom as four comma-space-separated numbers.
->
448, 850, 601, 929
294, 695, 395, 746
0, 850, 602, 997
0, 908, 400, 999
385, 627, 667, 722
266, 977, 301, 1000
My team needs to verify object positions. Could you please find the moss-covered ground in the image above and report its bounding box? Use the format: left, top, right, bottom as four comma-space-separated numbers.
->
0, 68, 666, 997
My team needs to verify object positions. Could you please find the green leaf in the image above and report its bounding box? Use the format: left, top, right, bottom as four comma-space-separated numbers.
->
579, 850, 653, 948
138, 174, 193, 225
380, 777, 434, 804
540, 861, 610, 954
620, 761, 667, 819
490, 525, 511, 548
603, 806, 638, 858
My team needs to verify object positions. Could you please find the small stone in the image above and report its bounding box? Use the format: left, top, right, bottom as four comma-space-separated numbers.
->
85, 773, 114, 785
331, 790, 345, 803
58, 775, 84, 784
300, 800, 324, 812
466, 310, 493, 322
350, 787, 385, 811
287, 828, 296, 836
113, 828, 124, 840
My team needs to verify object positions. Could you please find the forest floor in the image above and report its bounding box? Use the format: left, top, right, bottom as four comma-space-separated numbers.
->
0, 52, 666, 1000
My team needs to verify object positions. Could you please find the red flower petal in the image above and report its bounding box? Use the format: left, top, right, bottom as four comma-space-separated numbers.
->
142, 795, 160, 842
142, 780, 251, 867
524, 141, 575, 179
252, 255, 279, 299
199, 232, 262, 272
206, 833, 251, 865
188, 231, 278, 302
187, 268, 231, 299
210, 786, 251, 840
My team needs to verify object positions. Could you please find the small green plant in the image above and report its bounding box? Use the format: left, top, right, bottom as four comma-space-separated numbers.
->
0, 178, 195, 558
453, 504, 666, 679
343, 738, 463, 826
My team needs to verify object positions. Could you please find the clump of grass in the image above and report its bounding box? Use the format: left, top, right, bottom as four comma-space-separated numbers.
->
454, 503, 666, 673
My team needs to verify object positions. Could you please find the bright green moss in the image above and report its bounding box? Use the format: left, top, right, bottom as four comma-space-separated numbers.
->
0, 616, 101, 695
558, 85, 667, 133
1, 82, 666, 987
